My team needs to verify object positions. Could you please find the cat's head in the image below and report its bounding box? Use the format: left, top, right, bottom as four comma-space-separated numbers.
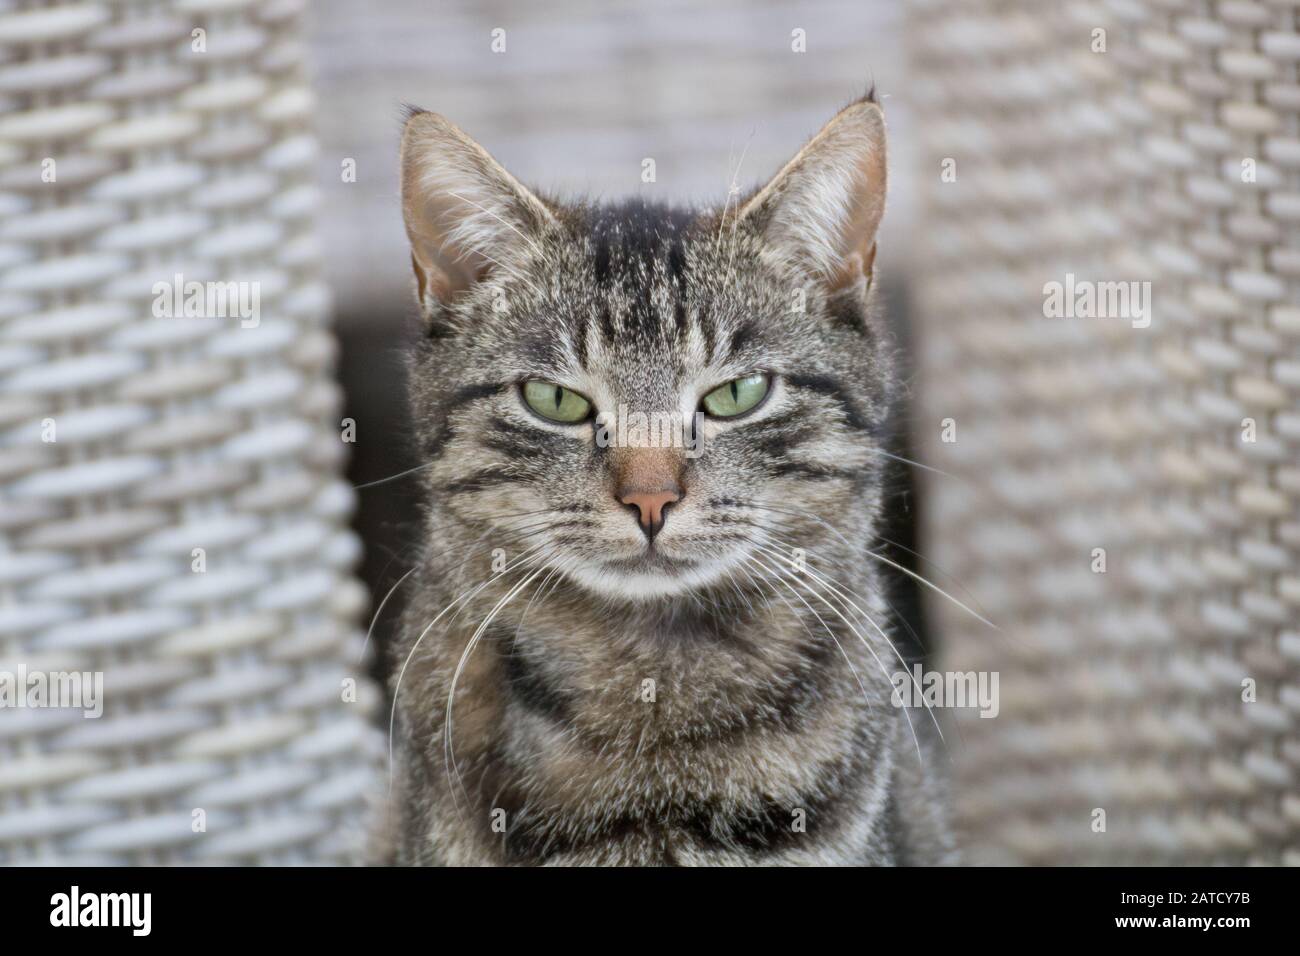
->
399, 96, 893, 601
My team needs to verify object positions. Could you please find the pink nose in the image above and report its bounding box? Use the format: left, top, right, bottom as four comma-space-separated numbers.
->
618, 488, 680, 536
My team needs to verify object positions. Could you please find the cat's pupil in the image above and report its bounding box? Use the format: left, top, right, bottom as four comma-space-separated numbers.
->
730, 381, 739, 402
554, 385, 563, 409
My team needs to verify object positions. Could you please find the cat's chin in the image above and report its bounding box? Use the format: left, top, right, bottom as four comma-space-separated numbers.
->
567, 555, 730, 602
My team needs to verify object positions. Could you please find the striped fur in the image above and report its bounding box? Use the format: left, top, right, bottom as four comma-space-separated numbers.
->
382, 95, 955, 866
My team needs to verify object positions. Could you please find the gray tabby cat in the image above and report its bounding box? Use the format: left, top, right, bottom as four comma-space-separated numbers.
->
380, 93, 954, 865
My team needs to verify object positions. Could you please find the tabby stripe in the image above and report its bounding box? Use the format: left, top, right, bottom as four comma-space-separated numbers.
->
497, 734, 870, 863
727, 321, 758, 360
768, 461, 856, 481
573, 308, 591, 368
631, 270, 657, 340
496, 634, 573, 725
482, 434, 550, 460
592, 234, 611, 284
683, 627, 840, 745
490, 621, 860, 862
673, 299, 688, 338
753, 409, 816, 459
482, 416, 571, 459
440, 467, 518, 495
785, 372, 871, 430
828, 288, 868, 332
499, 803, 633, 864
756, 432, 813, 459
448, 382, 503, 409
666, 234, 688, 284
699, 292, 717, 360
681, 733, 872, 856
423, 382, 505, 457
668, 238, 688, 338
487, 414, 546, 439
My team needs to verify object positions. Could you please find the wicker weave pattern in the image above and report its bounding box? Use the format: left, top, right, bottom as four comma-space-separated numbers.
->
0, 0, 380, 864
910, 0, 1299, 864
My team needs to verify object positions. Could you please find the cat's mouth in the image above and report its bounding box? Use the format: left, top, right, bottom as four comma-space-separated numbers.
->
561, 546, 719, 601
602, 551, 696, 574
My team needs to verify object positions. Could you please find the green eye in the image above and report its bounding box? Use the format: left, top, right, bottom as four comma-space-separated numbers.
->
522, 380, 592, 423
701, 373, 770, 418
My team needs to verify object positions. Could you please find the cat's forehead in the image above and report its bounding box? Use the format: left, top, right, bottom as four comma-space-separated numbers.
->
520, 200, 776, 370
557, 199, 713, 323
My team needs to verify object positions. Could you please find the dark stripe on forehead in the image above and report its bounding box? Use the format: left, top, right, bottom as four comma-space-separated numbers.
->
728, 320, 758, 360
592, 234, 611, 284
585, 199, 696, 343
669, 236, 689, 337
667, 234, 687, 283
699, 291, 717, 360
572, 307, 590, 368
631, 263, 657, 339
667, 234, 688, 314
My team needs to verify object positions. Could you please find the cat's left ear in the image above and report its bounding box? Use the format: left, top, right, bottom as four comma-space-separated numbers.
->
737, 95, 887, 292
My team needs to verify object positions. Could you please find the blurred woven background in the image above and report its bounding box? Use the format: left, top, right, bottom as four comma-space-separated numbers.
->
0, 0, 380, 864
911, 0, 1299, 864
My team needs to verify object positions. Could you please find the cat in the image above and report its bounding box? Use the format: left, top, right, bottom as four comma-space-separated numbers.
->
378, 92, 955, 865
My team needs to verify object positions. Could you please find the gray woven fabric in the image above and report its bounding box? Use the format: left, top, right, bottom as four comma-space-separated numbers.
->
0, 0, 381, 864
910, 0, 1299, 864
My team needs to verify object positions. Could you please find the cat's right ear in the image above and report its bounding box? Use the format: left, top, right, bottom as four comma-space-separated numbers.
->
399, 108, 555, 317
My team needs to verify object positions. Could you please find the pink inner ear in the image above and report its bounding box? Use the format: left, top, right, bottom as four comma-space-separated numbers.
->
735, 99, 886, 288
832, 240, 877, 293
411, 252, 428, 303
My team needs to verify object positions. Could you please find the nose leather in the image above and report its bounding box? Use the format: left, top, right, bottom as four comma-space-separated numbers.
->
613, 447, 683, 541
619, 489, 680, 531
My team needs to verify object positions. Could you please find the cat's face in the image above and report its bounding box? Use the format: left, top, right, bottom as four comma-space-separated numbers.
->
400, 99, 891, 601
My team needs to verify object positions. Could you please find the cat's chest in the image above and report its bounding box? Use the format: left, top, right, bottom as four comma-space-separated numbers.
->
478, 680, 884, 865
435, 604, 887, 864
491, 621, 865, 785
